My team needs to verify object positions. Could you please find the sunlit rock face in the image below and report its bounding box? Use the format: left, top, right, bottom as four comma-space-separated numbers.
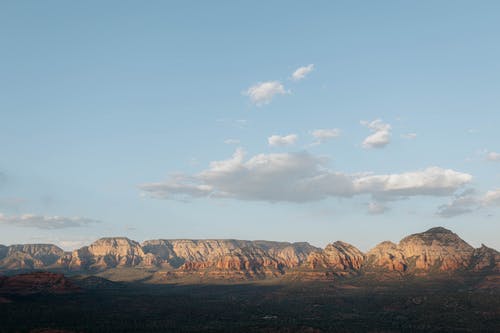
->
140, 239, 318, 279
365, 241, 407, 272
0, 227, 498, 280
363, 227, 478, 274
180, 245, 283, 278
398, 227, 475, 272
254, 241, 319, 268
142, 239, 318, 276
67, 237, 148, 270
307, 241, 364, 272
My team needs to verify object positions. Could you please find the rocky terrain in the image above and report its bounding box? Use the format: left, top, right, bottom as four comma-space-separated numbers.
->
0, 272, 80, 295
0, 227, 498, 282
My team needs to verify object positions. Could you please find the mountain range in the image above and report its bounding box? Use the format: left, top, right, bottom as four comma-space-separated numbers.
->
1, 227, 498, 282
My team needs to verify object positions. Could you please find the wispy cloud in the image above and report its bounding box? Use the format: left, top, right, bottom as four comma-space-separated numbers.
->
401, 133, 417, 140
268, 134, 298, 147
436, 189, 478, 218
291, 64, 314, 81
361, 119, 392, 149
224, 139, 240, 145
244, 81, 287, 106
482, 189, 500, 206
0, 213, 100, 229
311, 128, 341, 145
216, 119, 248, 128
436, 188, 500, 218
367, 202, 389, 215
486, 151, 500, 161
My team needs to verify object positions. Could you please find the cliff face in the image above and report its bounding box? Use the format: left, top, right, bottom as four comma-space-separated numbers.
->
0, 244, 65, 270
365, 241, 407, 272
0, 227, 498, 281
470, 245, 500, 272
254, 241, 319, 268
308, 241, 364, 272
141, 239, 318, 275
67, 237, 155, 271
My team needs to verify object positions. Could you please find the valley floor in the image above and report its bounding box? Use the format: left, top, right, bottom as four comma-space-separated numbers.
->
0, 276, 499, 333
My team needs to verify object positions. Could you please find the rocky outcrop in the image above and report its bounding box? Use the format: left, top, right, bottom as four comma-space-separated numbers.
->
363, 227, 480, 274
398, 227, 475, 272
142, 239, 318, 275
66, 237, 154, 271
142, 240, 302, 278
254, 241, 319, 268
470, 245, 500, 272
0, 245, 7, 260
307, 241, 364, 273
0, 272, 80, 295
0, 244, 65, 270
365, 241, 407, 272
141, 239, 180, 267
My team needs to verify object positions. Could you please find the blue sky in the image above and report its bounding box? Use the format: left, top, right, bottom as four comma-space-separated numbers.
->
1, 1, 500, 251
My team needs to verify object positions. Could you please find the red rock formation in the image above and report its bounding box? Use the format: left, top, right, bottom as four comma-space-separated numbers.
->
365, 241, 407, 272
0, 272, 80, 294
398, 227, 474, 272
67, 237, 155, 270
470, 245, 500, 272
0, 244, 65, 270
364, 227, 479, 274
0, 227, 498, 281
307, 241, 364, 272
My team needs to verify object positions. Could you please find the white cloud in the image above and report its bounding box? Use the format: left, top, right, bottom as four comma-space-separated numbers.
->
482, 189, 500, 207
268, 134, 298, 147
361, 119, 392, 149
140, 149, 472, 204
354, 167, 472, 198
216, 119, 248, 128
0, 213, 100, 229
367, 202, 388, 215
402, 133, 417, 139
311, 128, 341, 144
224, 139, 240, 145
291, 64, 314, 81
58, 239, 94, 251
486, 151, 500, 161
244, 81, 287, 106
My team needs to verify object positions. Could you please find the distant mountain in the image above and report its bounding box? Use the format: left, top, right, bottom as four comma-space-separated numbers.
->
364, 227, 494, 274
0, 227, 498, 281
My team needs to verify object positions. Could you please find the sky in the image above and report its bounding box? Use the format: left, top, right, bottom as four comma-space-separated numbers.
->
1, 1, 500, 251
